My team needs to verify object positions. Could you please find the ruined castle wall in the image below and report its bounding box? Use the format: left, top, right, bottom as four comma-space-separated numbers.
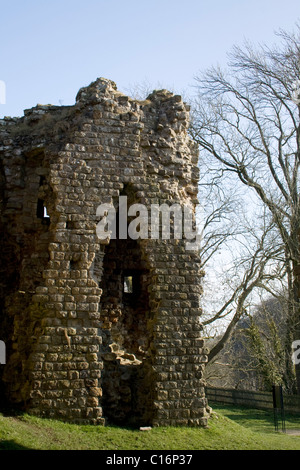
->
0, 78, 209, 426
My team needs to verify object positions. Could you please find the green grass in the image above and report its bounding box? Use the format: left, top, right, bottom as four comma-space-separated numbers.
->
1, 403, 300, 450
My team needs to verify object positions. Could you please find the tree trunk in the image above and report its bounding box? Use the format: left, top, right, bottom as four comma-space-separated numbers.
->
293, 254, 300, 393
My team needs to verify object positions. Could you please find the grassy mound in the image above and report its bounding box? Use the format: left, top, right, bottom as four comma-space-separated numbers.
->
0, 403, 300, 450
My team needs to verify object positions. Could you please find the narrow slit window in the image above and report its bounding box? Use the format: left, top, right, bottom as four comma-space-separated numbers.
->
124, 275, 133, 293
37, 199, 50, 225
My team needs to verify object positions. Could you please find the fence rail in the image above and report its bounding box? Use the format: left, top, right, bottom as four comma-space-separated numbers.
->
205, 386, 300, 414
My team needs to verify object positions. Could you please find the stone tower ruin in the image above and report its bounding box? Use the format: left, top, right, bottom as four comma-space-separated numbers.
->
0, 78, 210, 427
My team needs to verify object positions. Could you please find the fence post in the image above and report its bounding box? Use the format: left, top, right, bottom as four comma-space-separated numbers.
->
0, 340, 6, 364
272, 385, 286, 433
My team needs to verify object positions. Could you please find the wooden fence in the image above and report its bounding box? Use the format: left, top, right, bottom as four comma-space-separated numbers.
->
205, 386, 300, 414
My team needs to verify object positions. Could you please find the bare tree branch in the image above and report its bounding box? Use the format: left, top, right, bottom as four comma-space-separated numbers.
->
191, 24, 300, 390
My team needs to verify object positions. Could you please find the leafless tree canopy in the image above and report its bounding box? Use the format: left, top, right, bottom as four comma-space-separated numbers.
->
191, 25, 300, 390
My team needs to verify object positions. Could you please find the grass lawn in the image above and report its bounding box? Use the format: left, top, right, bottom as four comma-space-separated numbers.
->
0, 403, 300, 450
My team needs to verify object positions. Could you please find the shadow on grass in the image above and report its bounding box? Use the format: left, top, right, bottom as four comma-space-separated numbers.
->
0, 440, 33, 450
0, 405, 35, 450
0, 404, 26, 418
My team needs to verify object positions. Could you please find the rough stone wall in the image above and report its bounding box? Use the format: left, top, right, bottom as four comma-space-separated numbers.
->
0, 78, 210, 426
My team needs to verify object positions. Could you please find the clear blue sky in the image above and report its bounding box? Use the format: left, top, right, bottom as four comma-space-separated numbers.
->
1, 0, 299, 117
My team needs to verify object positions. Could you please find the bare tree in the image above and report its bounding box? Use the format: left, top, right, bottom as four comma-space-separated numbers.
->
205, 292, 296, 393
244, 296, 295, 393
202, 211, 286, 360
191, 25, 300, 390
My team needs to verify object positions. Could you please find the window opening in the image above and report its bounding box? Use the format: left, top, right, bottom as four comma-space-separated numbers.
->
37, 198, 50, 225
124, 275, 133, 293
